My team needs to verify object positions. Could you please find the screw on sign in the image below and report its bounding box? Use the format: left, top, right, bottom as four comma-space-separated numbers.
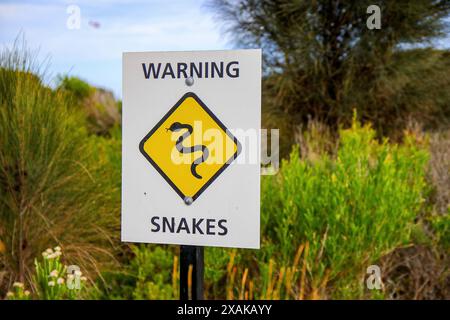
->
122, 49, 261, 300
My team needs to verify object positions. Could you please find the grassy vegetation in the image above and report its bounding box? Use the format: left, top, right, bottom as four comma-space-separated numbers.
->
0, 43, 448, 299
0, 45, 120, 291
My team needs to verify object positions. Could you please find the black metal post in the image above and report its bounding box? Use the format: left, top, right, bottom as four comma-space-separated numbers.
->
180, 245, 204, 300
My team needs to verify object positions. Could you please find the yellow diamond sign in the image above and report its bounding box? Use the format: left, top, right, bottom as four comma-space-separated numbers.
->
139, 92, 241, 203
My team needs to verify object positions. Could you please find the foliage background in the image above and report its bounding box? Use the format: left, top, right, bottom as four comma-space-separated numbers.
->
1, 0, 449, 299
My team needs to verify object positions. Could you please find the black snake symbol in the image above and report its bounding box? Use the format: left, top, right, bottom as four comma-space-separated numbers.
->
166, 122, 209, 179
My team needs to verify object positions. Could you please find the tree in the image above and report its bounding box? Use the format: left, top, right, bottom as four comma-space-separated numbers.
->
209, 0, 450, 154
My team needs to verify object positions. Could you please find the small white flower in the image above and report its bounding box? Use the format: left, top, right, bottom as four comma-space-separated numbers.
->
49, 270, 58, 278
47, 252, 60, 259
74, 270, 82, 276
48, 281, 55, 287
80, 276, 87, 282
45, 248, 53, 254
24, 290, 30, 296
54, 246, 61, 252
13, 282, 24, 288
57, 278, 65, 285
6, 291, 14, 297
42, 252, 48, 258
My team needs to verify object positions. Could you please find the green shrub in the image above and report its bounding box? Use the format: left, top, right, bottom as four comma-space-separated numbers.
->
56, 75, 93, 101
430, 211, 450, 250
56, 75, 121, 136
259, 119, 429, 298
95, 245, 178, 300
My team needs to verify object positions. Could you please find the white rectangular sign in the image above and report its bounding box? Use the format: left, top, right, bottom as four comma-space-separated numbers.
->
122, 49, 261, 248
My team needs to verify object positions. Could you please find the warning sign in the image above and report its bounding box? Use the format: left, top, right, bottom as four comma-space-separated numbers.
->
122, 49, 261, 249
139, 92, 241, 203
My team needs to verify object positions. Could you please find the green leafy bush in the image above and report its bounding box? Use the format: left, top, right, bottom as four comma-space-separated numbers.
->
56, 75, 93, 101
430, 211, 450, 250
95, 245, 178, 300
259, 119, 429, 298
56, 75, 121, 136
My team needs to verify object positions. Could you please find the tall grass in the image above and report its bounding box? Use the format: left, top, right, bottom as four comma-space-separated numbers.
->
0, 43, 119, 293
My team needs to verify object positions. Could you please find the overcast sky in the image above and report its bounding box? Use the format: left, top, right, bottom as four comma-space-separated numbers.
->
1, 1, 449, 99
0, 0, 230, 98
